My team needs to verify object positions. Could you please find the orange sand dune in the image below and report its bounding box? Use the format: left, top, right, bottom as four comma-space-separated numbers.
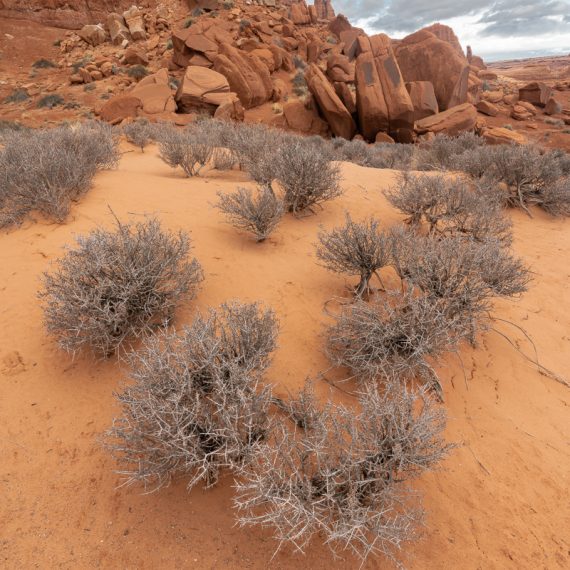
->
1, 147, 569, 569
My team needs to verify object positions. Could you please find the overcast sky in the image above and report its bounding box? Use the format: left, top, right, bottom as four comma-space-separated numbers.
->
333, 0, 570, 61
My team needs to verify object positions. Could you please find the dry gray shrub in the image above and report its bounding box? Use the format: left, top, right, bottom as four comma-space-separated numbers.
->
216, 186, 284, 242
316, 214, 391, 297
123, 119, 152, 152
391, 231, 530, 343
415, 132, 484, 171
327, 292, 457, 395
368, 143, 415, 170
224, 122, 283, 186
539, 176, 570, 217
105, 302, 278, 491
40, 218, 203, 357
274, 137, 343, 214
212, 147, 238, 171
157, 126, 214, 177
235, 383, 451, 563
385, 173, 513, 245
479, 145, 565, 216
332, 138, 371, 166
0, 122, 119, 227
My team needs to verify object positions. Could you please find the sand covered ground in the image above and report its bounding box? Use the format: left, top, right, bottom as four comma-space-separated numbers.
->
1, 146, 569, 569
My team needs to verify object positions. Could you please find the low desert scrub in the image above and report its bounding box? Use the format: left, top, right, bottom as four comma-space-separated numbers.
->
0, 122, 119, 227
479, 144, 567, 216
32, 58, 57, 69
235, 384, 451, 563
4, 88, 30, 104
368, 143, 415, 170
123, 119, 152, 152
105, 302, 278, 490
212, 147, 237, 171
157, 126, 214, 177
385, 173, 513, 245
216, 187, 284, 242
415, 132, 484, 171
539, 176, 570, 217
224, 122, 281, 186
274, 137, 343, 214
316, 214, 391, 296
327, 292, 457, 395
127, 65, 149, 80
40, 218, 203, 357
391, 231, 530, 344
37, 94, 64, 108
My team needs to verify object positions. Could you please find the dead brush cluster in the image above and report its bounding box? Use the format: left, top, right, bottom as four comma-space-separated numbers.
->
318, 173, 530, 396
105, 302, 278, 491
40, 218, 203, 357
24, 118, 563, 567
0, 122, 119, 227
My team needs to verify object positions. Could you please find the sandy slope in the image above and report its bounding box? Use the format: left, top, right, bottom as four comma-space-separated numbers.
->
1, 147, 569, 569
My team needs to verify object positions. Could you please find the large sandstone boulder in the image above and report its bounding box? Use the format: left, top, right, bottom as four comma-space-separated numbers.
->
213, 94, 245, 122
423, 23, 464, 56
545, 97, 563, 115
326, 53, 354, 83
476, 100, 499, 117
482, 127, 527, 145
175, 66, 231, 112
171, 20, 234, 67
356, 34, 414, 142
78, 24, 106, 46
355, 50, 389, 140
415, 103, 477, 137
213, 43, 272, 108
99, 94, 142, 124
107, 13, 131, 45
314, 0, 335, 20
280, 99, 330, 136
131, 69, 176, 114
328, 14, 352, 37
395, 30, 469, 111
406, 81, 438, 121
518, 82, 552, 107
123, 6, 146, 41
290, 1, 311, 25
305, 63, 356, 139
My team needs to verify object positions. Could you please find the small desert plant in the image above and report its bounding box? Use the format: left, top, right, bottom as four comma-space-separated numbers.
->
415, 132, 484, 171
391, 231, 530, 344
332, 138, 371, 166
368, 143, 415, 170
316, 214, 391, 296
293, 55, 306, 69
123, 119, 152, 152
105, 302, 277, 490
32, 58, 57, 69
37, 94, 64, 108
183, 17, 194, 28
223, 122, 282, 186
327, 292, 456, 395
235, 384, 451, 563
274, 138, 343, 214
158, 126, 214, 177
480, 144, 564, 216
538, 176, 570, 216
40, 217, 203, 356
127, 65, 149, 80
385, 173, 513, 245
216, 187, 284, 242
0, 122, 119, 227
212, 147, 237, 171
292, 70, 308, 96
4, 88, 30, 104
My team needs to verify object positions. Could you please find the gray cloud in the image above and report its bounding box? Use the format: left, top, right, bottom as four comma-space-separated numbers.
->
333, 0, 570, 38
477, 1, 569, 37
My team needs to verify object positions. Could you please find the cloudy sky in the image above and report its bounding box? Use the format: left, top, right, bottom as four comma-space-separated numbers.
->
333, 0, 570, 61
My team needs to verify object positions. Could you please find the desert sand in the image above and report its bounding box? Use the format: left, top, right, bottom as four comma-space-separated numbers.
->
1, 146, 569, 568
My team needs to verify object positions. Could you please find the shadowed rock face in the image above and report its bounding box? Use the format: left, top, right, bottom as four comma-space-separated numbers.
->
0, 0, 141, 29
